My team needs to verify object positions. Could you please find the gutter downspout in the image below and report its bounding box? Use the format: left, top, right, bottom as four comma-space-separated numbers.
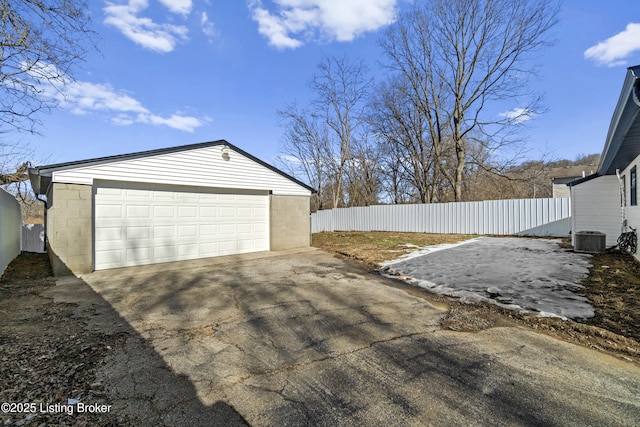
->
616, 168, 626, 234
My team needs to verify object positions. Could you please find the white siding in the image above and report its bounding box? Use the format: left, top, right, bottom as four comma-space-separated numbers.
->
571, 175, 621, 247
0, 188, 21, 275
51, 145, 311, 196
620, 154, 640, 257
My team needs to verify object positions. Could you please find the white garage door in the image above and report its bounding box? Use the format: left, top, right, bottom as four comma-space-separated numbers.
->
94, 183, 269, 270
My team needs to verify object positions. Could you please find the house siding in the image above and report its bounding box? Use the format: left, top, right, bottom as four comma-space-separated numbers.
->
620, 153, 640, 259
51, 146, 311, 196
571, 175, 621, 247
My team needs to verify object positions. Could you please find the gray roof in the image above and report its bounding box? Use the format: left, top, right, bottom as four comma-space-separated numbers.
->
597, 65, 640, 175
29, 140, 315, 195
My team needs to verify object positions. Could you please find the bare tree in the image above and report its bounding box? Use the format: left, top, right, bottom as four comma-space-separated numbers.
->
1, 0, 94, 135
368, 77, 453, 203
378, 0, 559, 201
279, 55, 374, 208
0, 140, 45, 221
344, 137, 381, 206
277, 103, 329, 210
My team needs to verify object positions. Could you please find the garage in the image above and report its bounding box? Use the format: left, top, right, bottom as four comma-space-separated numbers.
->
28, 140, 313, 276
94, 183, 270, 270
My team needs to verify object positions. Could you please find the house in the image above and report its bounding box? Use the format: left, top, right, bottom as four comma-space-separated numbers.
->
552, 176, 582, 198
552, 167, 596, 198
570, 65, 640, 253
29, 140, 314, 276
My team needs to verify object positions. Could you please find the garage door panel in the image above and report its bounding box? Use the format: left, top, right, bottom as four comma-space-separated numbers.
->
219, 207, 235, 217
199, 206, 218, 218
95, 249, 124, 266
219, 224, 236, 235
200, 224, 217, 236
153, 225, 176, 238
154, 245, 177, 260
178, 206, 198, 217
253, 223, 268, 233
127, 189, 152, 198
219, 240, 236, 252
237, 223, 252, 234
237, 239, 255, 251
95, 185, 269, 270
153, 191, 175, 200
127, 226, 151, 240
126, 205, 151, 218
177, 192, 198, 201
178, 243, 199, 257
127, 247, 152, 262
95, 227, 123, 242
200, 243, 219, 257
97, 187, 124, 197
254, 238, 268, 248
96, 204, 123, 218
178, 225, 198, 237
237, 207, 253, 218
154, 205, 175, 217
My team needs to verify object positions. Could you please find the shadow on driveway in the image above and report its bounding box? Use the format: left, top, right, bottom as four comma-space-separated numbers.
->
62, 248, 640, 426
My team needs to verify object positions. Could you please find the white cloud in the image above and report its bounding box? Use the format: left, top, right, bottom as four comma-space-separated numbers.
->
103, 0, 189, 53
279, 155, 302, 163
158, 0, 192, 15
499, 107, 537, 124
584, 23, 640, 67
201, 12, 217, 38
248, 0, 398, 49
38, 74, 208, 132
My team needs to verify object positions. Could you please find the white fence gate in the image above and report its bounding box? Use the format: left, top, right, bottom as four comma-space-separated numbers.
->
0, 188, 22, 275
311, 198, 571, 237
22, 224, 46, 253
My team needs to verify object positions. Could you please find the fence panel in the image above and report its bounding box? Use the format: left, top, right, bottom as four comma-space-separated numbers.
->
311, 198, 571, 237
0, 188, 22, 275
22, 224, 45, 253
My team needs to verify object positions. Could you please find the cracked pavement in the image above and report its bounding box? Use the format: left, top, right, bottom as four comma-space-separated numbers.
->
50, 248, 640, 426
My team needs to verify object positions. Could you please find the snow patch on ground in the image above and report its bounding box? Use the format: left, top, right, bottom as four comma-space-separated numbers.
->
380, 237, 594, 319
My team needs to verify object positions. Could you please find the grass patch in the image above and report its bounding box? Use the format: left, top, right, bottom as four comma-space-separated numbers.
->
312, 231, 476, 267
581, 251, 640, 342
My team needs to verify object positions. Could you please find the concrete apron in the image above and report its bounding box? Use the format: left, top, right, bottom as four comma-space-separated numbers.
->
52, 248, 640, 426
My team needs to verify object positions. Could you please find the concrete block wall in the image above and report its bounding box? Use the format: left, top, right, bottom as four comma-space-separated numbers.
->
47, 183, 93, 276
270, 195, 311, 250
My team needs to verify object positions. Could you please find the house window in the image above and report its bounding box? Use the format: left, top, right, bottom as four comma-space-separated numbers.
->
631, 166, 637, 206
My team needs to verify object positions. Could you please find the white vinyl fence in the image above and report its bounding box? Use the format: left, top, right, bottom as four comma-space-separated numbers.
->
22, 224, 45, 253
312, 198, 571, 237
0, 188, 22, 275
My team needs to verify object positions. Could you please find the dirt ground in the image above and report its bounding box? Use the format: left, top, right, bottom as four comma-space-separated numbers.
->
0, 253, 126, 426
1, 235, 639, 425
312, 231, 640, 364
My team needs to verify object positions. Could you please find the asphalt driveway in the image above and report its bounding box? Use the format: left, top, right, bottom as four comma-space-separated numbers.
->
52, 248, 640, 426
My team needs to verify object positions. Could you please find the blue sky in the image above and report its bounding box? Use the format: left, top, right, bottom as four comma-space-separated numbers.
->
15, 0, 640, 167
